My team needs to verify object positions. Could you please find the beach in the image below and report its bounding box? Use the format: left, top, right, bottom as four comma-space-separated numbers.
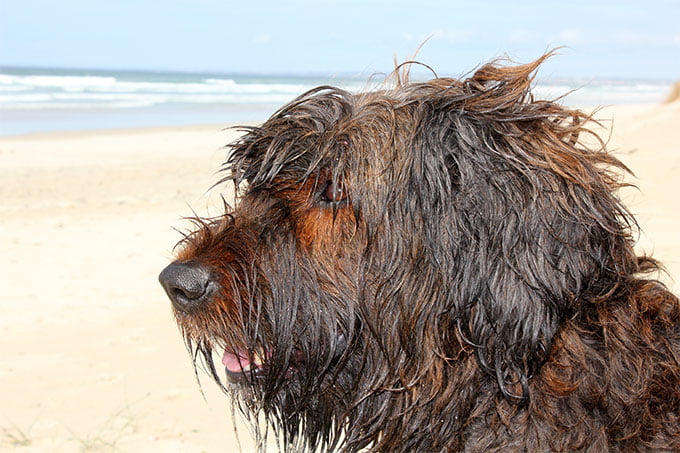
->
0, 124, 263, 452
1, 101, 679, 452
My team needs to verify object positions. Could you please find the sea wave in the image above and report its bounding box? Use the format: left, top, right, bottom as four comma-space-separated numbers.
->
0, 70, 327, 110
0, 92, 305, 110
0, 69, 672, 111
0, 74, 118, 90
533, 81, 671, 105
0, 67, 673, 135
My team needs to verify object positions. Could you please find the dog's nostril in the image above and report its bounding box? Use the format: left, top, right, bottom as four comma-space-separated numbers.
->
170, 279, 206, 300
172, 285, 202, 300
158, 262, 216, 313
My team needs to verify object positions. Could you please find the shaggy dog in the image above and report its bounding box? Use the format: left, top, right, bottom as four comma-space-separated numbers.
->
159, 54, 680, 452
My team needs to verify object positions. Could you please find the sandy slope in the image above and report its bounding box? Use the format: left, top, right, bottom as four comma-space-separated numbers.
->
0, 102, 678, 452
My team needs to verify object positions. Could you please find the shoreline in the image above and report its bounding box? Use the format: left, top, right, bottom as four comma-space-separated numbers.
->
0, 122, 235, 140
1, 101, 678, 451
0, 102, 661, 140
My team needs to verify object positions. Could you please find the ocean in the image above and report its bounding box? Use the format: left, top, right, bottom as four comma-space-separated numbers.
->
0, 67, 673, 136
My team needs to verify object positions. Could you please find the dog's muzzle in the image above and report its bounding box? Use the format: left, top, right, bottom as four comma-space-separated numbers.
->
159, 262, 218, 313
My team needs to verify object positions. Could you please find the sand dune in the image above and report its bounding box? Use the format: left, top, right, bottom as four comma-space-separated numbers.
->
0, 102, 678, 451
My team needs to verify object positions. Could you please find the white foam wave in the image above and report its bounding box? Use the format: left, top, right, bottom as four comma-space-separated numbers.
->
0, 74, 118, 90
204, 78, 309, 94
0, 71, 320, 110
0, 92, 300, 110
0, 85, 32, 93
0, 70, 671, 112
0, 73, 312, 95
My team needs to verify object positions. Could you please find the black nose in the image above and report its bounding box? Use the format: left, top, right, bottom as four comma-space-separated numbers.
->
159, 262, 216, 313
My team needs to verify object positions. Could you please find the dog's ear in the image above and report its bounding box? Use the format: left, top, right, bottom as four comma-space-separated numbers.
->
408, 57, 637, 402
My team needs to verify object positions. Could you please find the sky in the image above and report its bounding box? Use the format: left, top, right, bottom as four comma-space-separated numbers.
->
1, 0, 679, 79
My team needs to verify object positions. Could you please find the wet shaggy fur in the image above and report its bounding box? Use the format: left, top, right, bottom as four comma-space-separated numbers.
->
163, 54, 680, 452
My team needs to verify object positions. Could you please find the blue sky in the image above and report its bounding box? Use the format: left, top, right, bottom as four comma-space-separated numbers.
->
1, 0, 678, 79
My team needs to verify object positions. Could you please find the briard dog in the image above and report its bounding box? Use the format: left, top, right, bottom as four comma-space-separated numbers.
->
159, 54, 680, 452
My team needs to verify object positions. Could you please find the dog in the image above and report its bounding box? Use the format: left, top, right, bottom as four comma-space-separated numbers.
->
159, 54, 680, 452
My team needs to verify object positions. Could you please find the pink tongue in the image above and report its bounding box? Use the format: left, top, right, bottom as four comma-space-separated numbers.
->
222, 350, 252, 373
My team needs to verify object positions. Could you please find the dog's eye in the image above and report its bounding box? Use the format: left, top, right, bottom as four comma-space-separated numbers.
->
321, 180, 347, 204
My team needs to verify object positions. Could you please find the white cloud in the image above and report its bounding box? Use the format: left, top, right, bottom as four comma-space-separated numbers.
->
614, 31, 651, 45
613, 31, 680, 47
509, 29, 533, 44
428, 29, 474, 44
557, 28, 585, 45
253, 34, 272, 45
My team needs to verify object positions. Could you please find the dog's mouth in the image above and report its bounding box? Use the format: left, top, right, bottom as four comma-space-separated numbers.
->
222, 348, 270, 381
221, 334, 349, 383
221, 347, 299, 382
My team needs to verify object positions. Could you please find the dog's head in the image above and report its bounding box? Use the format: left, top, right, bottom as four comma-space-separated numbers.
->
159, 54, 639, 450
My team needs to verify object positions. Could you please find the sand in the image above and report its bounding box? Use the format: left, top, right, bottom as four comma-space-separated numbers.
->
1, 102, 679, 452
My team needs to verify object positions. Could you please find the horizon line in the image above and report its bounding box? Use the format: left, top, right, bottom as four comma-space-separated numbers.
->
0, 64, 676, 84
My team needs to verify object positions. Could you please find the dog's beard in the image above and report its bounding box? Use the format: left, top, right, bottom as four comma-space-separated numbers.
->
178, 292, 361, 448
